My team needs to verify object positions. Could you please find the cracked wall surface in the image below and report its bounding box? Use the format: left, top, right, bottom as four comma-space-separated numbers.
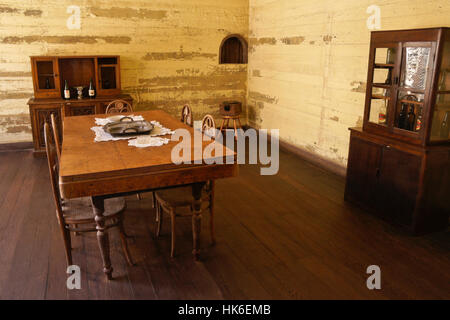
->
2, 0, 450, 170
247, 0, 450, 167
0, 0, 248, 143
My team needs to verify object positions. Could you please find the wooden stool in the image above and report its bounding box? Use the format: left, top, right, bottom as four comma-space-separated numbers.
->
219, 115, 242, 139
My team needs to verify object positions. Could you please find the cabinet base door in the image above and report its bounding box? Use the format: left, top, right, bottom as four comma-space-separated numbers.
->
345, 137, 382, 213
32, 106, 62, 152
378, 147, 421, 227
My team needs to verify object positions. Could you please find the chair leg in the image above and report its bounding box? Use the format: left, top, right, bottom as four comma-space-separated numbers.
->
210, 183, 216, 245
170, 210, 176, 258
61, 227, 73, 266
152, 191, 156, 209
136, 193, 142, 200
156, 204, 163, 238
119, 221, 135, 266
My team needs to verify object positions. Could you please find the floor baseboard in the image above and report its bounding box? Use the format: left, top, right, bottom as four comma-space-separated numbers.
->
245, 126, 347, 177
277, 137, 346, 177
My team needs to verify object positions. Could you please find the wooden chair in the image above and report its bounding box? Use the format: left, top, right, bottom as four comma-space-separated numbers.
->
50, 113, 61, 163
154, 114, 216, 257
147, 104, 194, 208
181, 104, 193, 127
105, 100, 144, 201
44, 122, 133, 267
105, 99, 133, 114
201, 114, 216, 137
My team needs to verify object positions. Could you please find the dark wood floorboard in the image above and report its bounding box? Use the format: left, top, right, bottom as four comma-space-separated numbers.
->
0, 149, 448, 299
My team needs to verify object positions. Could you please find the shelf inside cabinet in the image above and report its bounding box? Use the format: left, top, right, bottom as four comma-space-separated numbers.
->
398, 99, 424, 105
399, 88, 425, 94
374, 63, 395, 68
372, 83, 391, 89
372, 94, 390, 100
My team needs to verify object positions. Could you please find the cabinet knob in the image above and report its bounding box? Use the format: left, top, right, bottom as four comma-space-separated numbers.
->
385, 145, 391, 149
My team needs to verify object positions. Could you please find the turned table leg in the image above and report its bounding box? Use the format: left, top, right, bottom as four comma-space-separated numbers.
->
191, 182, 206, 261
91, 196, 113, 280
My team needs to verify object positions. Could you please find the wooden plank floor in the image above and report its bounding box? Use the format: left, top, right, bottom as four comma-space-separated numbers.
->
0, 149, 448, 299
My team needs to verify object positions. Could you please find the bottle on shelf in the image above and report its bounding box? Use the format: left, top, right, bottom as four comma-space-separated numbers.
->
103, 79, 110, 89
386, 48, 396, 64
397, 103, 408, 129
415, 106, 423, 132
63, 80, 70, 100
385, 69, 392, 85
45, 78, 50, 89
378, 90, 388, 124
406, 105, 416, 131
88, 78, 95, 98
440, 112, 449, 139
378, 103, 387, 124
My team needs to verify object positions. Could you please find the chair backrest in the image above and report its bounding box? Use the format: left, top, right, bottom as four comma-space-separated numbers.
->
201, 114, 216, 132
201, 114, 216, 137
50, 113, 61, 163
181, 104, 193, 127
105, 99, 133, 114
44, 122, 65, 224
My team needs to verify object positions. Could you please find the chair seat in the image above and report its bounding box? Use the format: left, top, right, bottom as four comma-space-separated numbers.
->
63, 197, 126, 224
155, 186, 210, 208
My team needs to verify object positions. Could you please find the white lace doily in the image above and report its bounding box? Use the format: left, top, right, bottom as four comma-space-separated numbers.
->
91, 116, 175, 143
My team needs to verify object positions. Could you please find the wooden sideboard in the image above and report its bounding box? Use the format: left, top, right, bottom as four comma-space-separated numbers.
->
27, 55, 132, 156
27, 95, 132, 156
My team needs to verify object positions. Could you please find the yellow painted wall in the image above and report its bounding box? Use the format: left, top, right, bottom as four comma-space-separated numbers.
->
2, 0, 450, 171
247, 0, 450, 168
0, 0, 248, 143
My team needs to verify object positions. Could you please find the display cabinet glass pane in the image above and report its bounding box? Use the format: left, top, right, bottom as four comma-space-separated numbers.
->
371, 86, 387, 97
373, 68, 392, 85
437, 41, 450, 92
400, 46, 431, 91
430, 94, 450, 141
368, 95, 390, 126
36, 61, 55, 90
100, 66, 117, 89
374, 47, 396, 65
369, 47, 396, 127
430, 41, 450, 141
394, 89, 424, 133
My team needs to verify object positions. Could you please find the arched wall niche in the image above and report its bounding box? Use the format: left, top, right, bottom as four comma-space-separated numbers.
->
219, 34, 248, 64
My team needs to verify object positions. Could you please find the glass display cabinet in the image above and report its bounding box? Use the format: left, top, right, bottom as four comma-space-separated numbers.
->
346, 28, 450, 235
31, 57, 61, 99
363, 28, 450, 145
28, 55, 131, 155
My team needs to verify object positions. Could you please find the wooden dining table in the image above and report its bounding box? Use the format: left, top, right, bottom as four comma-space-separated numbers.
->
58, 110, 238, 280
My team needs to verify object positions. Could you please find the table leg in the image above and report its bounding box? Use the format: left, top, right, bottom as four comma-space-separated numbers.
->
191, 182, 206, 261
91, 196, 113, 280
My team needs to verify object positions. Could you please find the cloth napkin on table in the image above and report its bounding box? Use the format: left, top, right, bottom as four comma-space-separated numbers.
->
128, 137, 170, 148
